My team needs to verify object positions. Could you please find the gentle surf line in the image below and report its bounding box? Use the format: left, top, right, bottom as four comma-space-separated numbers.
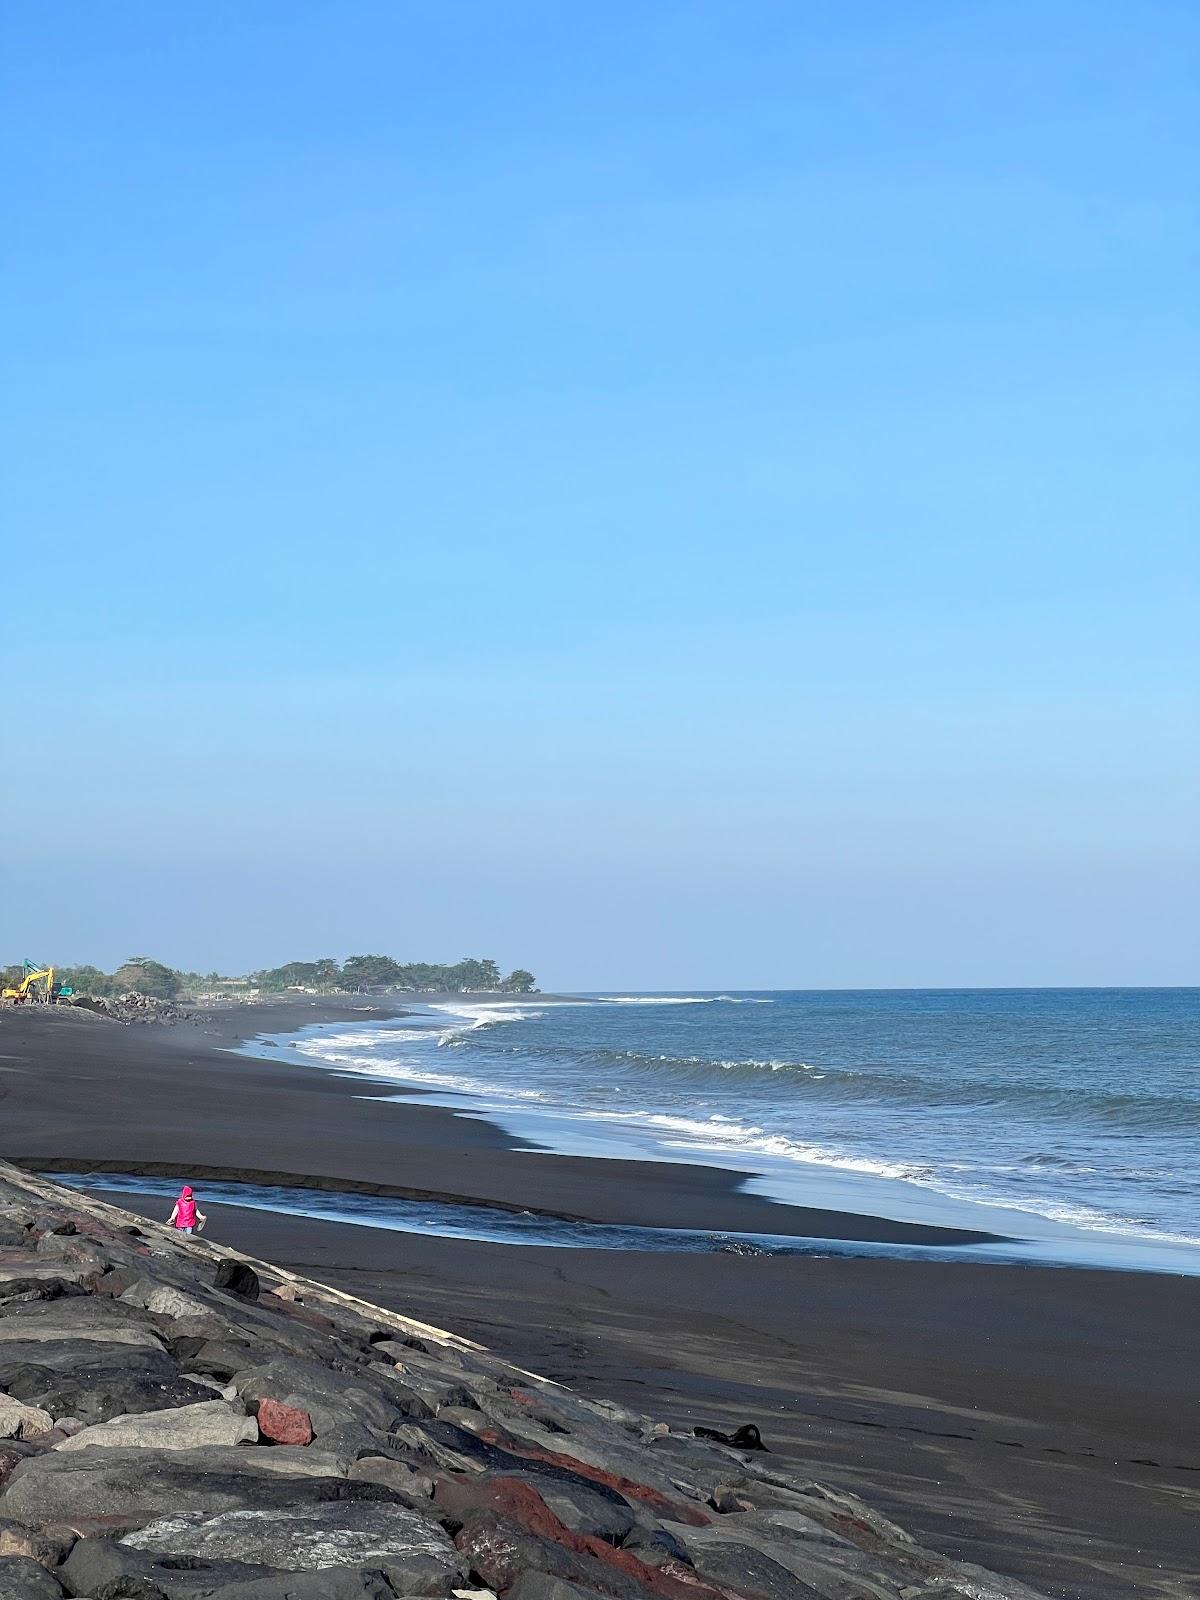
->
263, 989, 1200, 1270
44, 1170, 1200, 1275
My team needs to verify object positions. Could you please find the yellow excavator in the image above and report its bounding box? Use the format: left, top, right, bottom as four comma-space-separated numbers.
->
2, 962, 59, 1005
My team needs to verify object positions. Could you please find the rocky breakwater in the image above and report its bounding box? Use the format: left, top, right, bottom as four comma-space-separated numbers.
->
0, 1162, 1043, 1600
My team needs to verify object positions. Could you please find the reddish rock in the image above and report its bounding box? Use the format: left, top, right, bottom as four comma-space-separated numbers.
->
439, 1478, 725, 1600
63, 1210, 119, 1240
454, 1512, 599, 1598
255, 1397, 313, 1446
477, 1428, 710, 1526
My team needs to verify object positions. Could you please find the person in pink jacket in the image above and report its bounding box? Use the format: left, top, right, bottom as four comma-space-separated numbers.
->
166, 1184, 207, 1235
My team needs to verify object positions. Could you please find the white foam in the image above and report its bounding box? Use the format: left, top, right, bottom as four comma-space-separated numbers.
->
599, 995, 773, 1005
293, 1031, 547, 1103
426, 1001, 542, 1036
561, 1108, 1200, 1245
285, 1010, 1200, 1256
565, 1106, 920, 1182
600, 996, 722, 1005
714, 1058, 821, 1071
901, 1178, 1200, 1249
294, 1027, 434, 1050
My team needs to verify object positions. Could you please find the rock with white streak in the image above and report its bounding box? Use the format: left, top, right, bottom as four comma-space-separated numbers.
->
122, 1502, 467, 1591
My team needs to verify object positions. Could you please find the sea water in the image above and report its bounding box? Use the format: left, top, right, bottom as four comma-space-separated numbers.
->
53, 1170, 1181, 1272
254, 988, 1199, 1273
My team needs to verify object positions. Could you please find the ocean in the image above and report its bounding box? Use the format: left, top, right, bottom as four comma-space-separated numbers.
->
259, 988, 1198, 1274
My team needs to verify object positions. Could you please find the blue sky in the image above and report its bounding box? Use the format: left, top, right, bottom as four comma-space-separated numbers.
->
2, 1, 1196, 987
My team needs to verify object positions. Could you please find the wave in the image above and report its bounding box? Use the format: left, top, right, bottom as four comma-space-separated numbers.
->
566, 1106, 922, 1182
595, 995, 773, 1005
296, 1026, 1200, 1143
293, 1033, 548, 1103
600, 996, 726, 1005
566, 1107, 1200, 1247
282, 1004, 1200, 1257
425, 1002, 545, 1045
430, 1036, 1200, 1130
914, 1183, 1200, 1250
428, 1003, 542, 1025
440, 1037, 827, 1075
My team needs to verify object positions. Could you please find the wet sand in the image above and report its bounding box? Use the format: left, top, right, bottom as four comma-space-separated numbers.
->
2, 1001, 1197, 1598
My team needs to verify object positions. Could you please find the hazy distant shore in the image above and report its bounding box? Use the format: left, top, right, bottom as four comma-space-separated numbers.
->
2, 999, 1197, 1595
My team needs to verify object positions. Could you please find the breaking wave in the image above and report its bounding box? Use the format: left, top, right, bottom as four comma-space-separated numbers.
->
273, 986, 1200, 1264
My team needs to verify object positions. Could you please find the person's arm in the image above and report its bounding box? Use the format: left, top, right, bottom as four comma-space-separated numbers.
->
196, 1210, 207, 1231
166, 1203, 178, 1225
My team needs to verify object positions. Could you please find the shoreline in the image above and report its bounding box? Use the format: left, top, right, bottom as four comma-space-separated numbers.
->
0, 998, 1001, 1247
241, 998, 1200, 1276
4, 993, 1195, 1266
3, 999, 1198, 1595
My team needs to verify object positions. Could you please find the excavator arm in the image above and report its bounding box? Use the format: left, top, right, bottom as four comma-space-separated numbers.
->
2, 965, 54, 1002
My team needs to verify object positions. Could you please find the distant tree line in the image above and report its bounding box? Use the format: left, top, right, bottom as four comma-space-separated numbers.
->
253, 955, 536, 995
4, 954, 536, 1001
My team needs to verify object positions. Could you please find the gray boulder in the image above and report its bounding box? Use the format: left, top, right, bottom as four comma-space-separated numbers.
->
55, 1398, 258, 1451
0, 1515, 75, 1568
670, 1518, 906, 1600
349, 1456, 436, 1506
234, 1355, 408, 1434
665, 1538, 827, 1600
0, 1297, 164, 1343
0, 1345, 214, 1424
505, 1576, 606, 1600
525, 1479, 636, 1546
123, 1502, 466, 1593
33, 1233, 110, 1273
733, 1473, 917, 1547
178, 1337, 260, 1378
193, 1573, 402, 1599
60, 1536, 401, 1599
0, 1556, 65, 1599
0, 1444, 381, 1522
0, 1397, 53, 1440
0, 1261, 96, 1291
121, 1278, 214, 1321
0, 1319, 162, 1350
614, 1524, 691, 1568
167, 1299, 363, 1367
304, 1421, 389, 1473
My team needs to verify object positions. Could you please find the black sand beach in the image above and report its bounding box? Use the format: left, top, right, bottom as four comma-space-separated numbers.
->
2, 1000, 1196, 1599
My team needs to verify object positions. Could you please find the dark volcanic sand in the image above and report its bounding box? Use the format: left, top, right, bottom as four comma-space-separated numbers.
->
2, 1001, 1197, 1600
